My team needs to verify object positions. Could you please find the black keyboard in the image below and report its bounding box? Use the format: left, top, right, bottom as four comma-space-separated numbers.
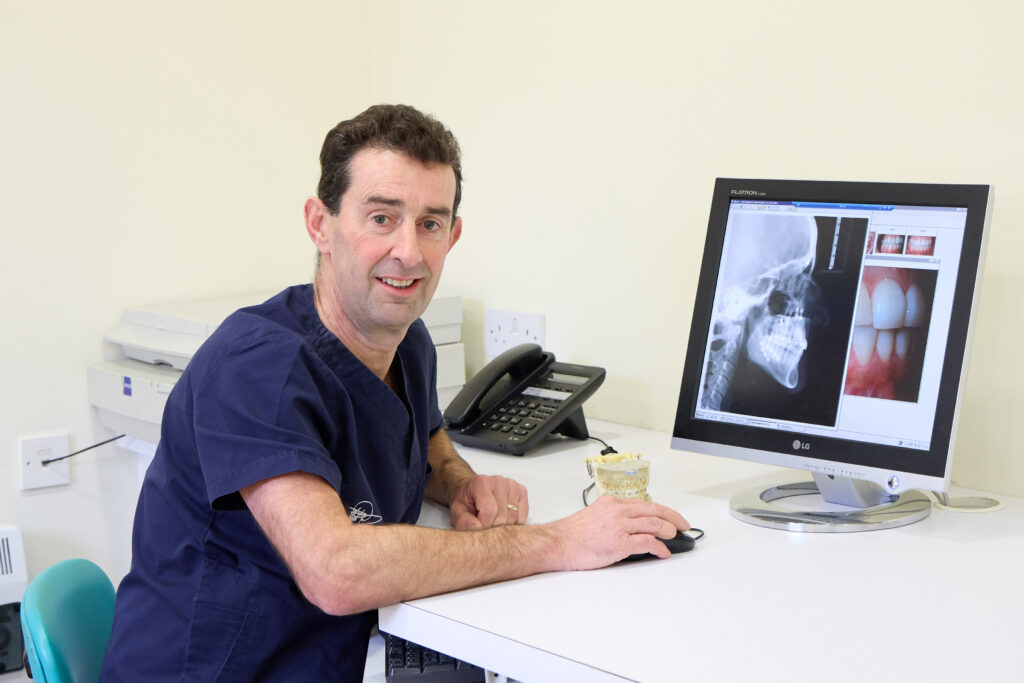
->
383, 632, 485, 682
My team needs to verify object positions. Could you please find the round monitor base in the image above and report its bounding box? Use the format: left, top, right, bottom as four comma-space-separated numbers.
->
730, 481, 932, 533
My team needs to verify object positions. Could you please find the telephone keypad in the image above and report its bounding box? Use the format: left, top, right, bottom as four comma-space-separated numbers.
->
499, 393, 563, 442
477, 382, 587, 445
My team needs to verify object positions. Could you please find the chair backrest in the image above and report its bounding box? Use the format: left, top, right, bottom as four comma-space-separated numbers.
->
20, 559, 115, 683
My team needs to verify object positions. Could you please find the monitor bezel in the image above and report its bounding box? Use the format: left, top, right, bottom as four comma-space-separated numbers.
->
672, 178, 992, 495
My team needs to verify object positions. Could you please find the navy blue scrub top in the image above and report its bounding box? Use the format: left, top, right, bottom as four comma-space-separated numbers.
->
101, 285, 443, 682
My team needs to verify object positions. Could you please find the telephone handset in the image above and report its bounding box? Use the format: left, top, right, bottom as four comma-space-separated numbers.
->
444, 343, 605, 455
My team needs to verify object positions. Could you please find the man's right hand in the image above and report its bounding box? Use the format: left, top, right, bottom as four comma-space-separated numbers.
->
547, 495, 691, 570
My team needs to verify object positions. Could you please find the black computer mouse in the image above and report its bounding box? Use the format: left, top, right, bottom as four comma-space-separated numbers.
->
620, 529, 699, 563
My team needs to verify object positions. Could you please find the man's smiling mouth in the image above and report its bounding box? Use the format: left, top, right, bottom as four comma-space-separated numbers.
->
378, 277, 416, 289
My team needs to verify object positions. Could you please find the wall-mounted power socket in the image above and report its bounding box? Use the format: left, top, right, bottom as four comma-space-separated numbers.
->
18, 433, 70, 490
485, 308, 546, 358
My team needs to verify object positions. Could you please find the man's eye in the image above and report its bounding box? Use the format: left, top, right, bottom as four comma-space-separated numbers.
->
423, 220, 441, 231
372, 215, 388, 225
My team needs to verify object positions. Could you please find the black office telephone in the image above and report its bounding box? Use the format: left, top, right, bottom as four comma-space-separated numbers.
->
443, 344, 605, 455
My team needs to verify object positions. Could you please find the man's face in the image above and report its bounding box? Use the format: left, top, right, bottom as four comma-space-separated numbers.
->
316, 148, 462, 340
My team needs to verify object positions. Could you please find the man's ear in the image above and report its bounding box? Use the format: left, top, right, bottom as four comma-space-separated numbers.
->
304, 197, 331, 255
447, 216, 463, 252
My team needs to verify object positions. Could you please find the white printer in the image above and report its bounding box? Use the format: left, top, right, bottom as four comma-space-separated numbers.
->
0, 525, 27, 673
88, 292, 466, 453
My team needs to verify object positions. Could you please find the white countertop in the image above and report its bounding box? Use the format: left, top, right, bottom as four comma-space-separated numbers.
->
380, 420, 1023, 682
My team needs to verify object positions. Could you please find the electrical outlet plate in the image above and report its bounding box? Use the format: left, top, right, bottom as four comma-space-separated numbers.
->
485, 308, 546, 358
18, 433, 70, 490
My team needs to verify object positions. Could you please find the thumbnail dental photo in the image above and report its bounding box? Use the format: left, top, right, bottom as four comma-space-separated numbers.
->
866, 232, 937, 257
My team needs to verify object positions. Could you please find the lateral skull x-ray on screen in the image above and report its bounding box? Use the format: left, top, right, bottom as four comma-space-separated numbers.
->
699, 211, 870, 427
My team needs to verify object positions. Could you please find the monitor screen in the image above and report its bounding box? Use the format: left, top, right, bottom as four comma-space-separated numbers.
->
672, 179, 992, 530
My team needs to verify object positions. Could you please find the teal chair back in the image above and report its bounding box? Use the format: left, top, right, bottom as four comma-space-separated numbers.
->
20, 559, 115, 683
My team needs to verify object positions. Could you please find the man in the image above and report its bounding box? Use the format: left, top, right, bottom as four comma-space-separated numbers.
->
101, 105, 689, 681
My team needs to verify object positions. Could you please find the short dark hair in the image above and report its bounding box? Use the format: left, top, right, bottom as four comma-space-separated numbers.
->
317, 104, 463, 219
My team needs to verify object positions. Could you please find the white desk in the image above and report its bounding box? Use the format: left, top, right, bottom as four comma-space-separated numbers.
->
380, 420, 1023, 682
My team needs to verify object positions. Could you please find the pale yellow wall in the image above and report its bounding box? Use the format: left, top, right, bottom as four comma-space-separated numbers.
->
0, 1, 374, 578
4, 1, 1024, 582
372, 1, 1024, 496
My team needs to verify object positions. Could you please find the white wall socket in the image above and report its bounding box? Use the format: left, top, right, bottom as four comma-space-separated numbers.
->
485, 308, 546, 358
18, 433, 70, 490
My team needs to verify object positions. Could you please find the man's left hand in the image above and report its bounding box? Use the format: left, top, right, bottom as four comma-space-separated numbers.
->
450, 475, 529, 530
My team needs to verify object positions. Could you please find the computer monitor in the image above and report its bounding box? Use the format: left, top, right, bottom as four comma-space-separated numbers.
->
672, 178, 993, 531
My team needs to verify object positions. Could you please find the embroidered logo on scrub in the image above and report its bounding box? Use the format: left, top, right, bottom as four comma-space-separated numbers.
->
348, 501, 383, 524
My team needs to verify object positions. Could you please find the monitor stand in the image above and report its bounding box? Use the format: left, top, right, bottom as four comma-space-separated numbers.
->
729, 472, 932, 532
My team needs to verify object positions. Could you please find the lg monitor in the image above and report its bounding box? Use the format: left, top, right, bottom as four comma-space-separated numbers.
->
672, 178, 992, 531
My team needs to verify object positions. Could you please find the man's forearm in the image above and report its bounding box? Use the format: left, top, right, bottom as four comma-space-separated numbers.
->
331, 521, 561, 614
425, 430, 476, 506
243, 471, 554, 615
244, 471, 689, 617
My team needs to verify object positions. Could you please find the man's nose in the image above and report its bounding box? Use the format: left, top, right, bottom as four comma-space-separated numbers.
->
390, 221, 424, 267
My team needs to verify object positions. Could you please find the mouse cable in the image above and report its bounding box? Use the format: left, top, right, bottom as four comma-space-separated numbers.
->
587, 435, 617, 455
41, 434, 127, 465
582, 482, 595, 507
